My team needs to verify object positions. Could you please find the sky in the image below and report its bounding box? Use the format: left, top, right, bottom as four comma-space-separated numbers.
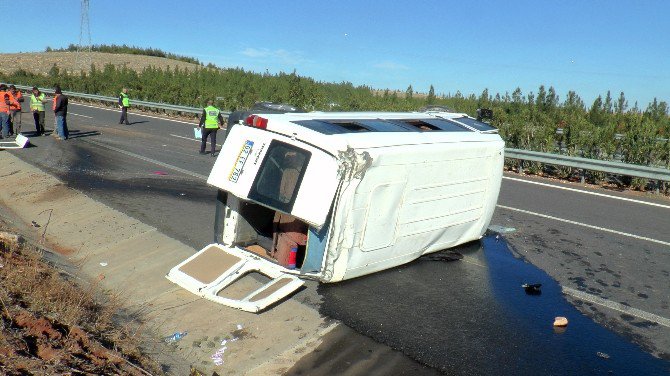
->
1, 0, 669, 108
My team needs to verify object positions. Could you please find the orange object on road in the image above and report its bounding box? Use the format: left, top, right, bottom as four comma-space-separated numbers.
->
553, 316, 569, 327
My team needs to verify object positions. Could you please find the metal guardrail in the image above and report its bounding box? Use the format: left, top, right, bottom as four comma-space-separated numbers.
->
5, 83, 670, 184
8, 84, 207, 115
505, 148, 670, 182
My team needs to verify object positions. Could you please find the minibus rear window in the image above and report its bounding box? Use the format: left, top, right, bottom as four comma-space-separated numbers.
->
248, 141, 311, 213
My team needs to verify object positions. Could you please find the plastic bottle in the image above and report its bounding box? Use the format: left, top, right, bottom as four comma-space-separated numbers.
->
164, 331, 188, 343
288, 246, 297, 269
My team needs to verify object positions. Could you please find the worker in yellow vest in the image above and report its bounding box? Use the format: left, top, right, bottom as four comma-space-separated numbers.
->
197, 100, 224, 157
118, 88, 131, 125
30, 87, 48, 136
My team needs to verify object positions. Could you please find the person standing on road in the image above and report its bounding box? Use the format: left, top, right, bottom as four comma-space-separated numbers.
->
30, 87, 48, 136
52, 85, 69, 140
198, 100, 224, 157
118, 88, 131, 125
8, 85, 24, 135
0, 84, 19, 139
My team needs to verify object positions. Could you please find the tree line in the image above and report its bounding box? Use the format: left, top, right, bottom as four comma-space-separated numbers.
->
1, 60, 668, 190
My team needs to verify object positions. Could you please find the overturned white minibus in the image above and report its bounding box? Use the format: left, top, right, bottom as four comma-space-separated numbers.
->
167, 110, 504, 312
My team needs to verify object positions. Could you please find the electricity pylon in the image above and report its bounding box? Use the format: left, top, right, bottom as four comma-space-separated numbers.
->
75, 0, 92, 72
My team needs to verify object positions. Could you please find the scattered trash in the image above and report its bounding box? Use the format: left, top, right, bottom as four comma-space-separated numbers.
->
522, 283, 542, 295
31, 221, 41, 228
152, 171, 168, 176
597, 351, 610, 359
236, 324, 243, 330
164, 331, 188, 343
210, 337, 234, 366
180, 193, 186, 196
488, 225, 517, 234
0, 263, 4, 268
99, 262, 108, 267
553, 317, 569, 327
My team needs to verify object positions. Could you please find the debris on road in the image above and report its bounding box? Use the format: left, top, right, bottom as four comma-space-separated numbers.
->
553, 316, 569, 327
30, 220, 40, 228
522, 283, 542, 295
165, 331, 188, 343
152, 170, 168, 175
488, 225, 517, 234
422, 251, 463, 262
99, 262, 108, 267
597, 351, 610, 359
0, 134, 30, 149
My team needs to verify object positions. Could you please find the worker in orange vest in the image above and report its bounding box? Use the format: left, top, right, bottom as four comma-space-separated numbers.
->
8, 85, 24, 135
0, 84, 19, 139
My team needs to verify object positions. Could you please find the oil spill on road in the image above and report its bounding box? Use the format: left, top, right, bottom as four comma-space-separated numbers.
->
315, 235, 669, 375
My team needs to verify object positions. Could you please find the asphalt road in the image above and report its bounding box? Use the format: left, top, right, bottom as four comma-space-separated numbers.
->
5, 102, 670, 374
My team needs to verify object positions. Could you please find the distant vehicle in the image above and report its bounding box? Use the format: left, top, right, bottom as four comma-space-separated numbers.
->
167, 109, 504, 312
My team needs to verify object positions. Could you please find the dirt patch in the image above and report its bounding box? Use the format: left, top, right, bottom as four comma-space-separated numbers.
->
0, 227, 163, 375
31, 183, 73, 204
0, 52, 200, 75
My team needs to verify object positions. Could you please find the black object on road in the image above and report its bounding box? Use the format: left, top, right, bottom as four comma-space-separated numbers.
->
522, 283, 542, 295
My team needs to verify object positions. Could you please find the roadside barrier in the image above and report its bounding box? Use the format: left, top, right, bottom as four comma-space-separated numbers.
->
4, 83, 669, 185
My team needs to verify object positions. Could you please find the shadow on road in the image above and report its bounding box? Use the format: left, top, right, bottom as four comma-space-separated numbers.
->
68, 130, 101, 139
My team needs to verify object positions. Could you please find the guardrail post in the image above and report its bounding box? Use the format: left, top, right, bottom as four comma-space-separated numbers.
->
580, 170, 585, 184
518, 160, 524, 174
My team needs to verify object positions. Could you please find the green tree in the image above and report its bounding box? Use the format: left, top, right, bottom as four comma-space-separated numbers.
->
426, 84, 436, 104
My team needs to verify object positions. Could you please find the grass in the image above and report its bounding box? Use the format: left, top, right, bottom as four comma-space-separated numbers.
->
0, 230, 164, 375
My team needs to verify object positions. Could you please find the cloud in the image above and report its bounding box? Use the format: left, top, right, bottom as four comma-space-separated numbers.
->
372, 61, 410, 71
240, 48, 307, 65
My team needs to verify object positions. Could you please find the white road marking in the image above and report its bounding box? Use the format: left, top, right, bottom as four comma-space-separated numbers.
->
69, 112, 93, 118
503, 176, 670, 210
170, 133, 222, 146
497, 204, 670, 247
85, 139, 209, 180
563, 287, 670, 328
70, 102, 200, 126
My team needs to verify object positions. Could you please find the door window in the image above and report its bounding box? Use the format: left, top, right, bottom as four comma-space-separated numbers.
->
248, 140, 311, 213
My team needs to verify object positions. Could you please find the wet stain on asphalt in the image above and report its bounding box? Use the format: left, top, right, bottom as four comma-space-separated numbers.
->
317, 234, 670, 375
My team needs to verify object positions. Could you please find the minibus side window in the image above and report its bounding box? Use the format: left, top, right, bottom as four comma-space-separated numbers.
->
248, 141, 311, 213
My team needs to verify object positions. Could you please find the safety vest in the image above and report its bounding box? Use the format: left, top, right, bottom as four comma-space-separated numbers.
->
120, 92, 130, 107
30, 93, 45, 112
204, 105, 220, 128
52, 95, 58, 111
0, 91, 11, 113
10, 91, 22, 111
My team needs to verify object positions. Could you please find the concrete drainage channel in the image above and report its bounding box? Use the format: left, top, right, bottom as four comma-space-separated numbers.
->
0, 153, 337, 375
